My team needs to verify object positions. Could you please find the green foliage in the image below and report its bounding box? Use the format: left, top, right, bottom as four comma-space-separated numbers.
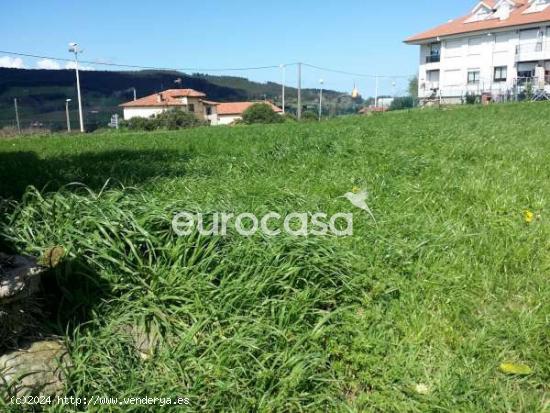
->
1, 102, 550, 411
465, 92, 479, 105
408, 75, 418, 98
389, 96, 415, 111
120, 109, 206, 131
281, 113, 297, 122
523, 82, 534, 100
241, 103, 283, 124
300, 111, 318, 122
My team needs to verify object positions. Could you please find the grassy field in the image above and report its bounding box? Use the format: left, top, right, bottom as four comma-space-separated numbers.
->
0, 103, 549, 412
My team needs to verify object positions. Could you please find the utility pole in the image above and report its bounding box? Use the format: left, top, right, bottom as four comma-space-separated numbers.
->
297, 62, 302, 120
68, 42, 85, 133
133, 87, 137, 101
318, 79, 324, 121
13, 98, 21, 134
280, 64, 286, 114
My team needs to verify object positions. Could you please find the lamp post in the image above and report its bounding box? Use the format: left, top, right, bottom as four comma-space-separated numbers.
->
68, 42, 85, 133
318, 78, 324, 121
374, 76, 379, 108
65, 99, 72, 132
280, 64, 286, 114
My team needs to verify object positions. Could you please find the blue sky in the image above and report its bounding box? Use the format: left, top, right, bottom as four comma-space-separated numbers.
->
0, 0, 473, 95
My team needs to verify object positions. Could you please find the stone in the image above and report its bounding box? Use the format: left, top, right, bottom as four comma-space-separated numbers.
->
120, 325, 158, 360
0, 253, 46, 303
0, 340, 68, 397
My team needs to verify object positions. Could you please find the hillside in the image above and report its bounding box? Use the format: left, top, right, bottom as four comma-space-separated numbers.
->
0, 68, 362, 130
1, 103, 549, 411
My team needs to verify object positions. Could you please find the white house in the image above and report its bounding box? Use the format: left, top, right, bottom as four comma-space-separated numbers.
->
216, 101, 283, 125
405, 0, 550, 104
120, 91, 282, 125
120, 89, 219, 124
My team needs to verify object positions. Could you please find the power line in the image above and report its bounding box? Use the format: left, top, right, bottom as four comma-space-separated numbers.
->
0, 50, 294, 72
302, 63, 411, 79
0, 49, 413, 79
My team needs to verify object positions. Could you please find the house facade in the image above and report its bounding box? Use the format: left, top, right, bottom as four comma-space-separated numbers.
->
120, 89, 219, 124
405, 0, 550, 104
216, 101, 283, 125
120, 91, 282, 125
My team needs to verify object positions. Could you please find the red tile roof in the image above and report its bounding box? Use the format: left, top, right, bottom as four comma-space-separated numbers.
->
405, 1, 550, 43
216, 101, 283, 116
120, 89, 207, 107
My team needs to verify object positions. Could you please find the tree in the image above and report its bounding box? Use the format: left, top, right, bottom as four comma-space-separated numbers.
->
242, 103, 283, 124
120, 109, 206, 131
408, 76, 418, 98
389, 96, 415, 111
300, 111, 319, 122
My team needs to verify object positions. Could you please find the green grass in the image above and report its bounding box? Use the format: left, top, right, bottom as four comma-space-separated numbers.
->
0, 103, 549, 412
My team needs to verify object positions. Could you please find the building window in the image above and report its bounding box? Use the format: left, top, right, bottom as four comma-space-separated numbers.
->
467, 70, 480, 84
426, 43, 441, 63
426, 69, 440, 83
206, 106, 212, 116
188, 104, 195, 112
494, 66, 507, 82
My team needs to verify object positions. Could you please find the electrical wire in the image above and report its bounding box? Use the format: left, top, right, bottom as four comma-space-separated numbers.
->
0, 50, 293, 72
302, 63, 411, 79
0, 50, 413, 78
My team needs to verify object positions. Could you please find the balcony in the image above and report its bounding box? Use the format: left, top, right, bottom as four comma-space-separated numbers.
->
515, 41, 550, 62
425, 54, 441, 63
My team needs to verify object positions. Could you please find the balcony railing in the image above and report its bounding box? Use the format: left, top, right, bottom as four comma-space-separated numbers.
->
425, 54, 441, 63
515, 76, 550, 86
515, 41, 550, 60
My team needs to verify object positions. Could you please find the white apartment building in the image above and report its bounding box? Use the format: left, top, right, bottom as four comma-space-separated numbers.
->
405, 0, 550, 104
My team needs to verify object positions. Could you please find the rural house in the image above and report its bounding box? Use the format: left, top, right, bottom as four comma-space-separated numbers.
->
120, 89, 219, 124
215, 101, 283, 125
405, 0, 550, 104
120, 91, 282, 125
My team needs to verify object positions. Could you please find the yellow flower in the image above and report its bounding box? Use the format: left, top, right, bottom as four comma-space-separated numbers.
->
352, 186, 361, 194
523, 210, 534, 224
414, 383, 430, 395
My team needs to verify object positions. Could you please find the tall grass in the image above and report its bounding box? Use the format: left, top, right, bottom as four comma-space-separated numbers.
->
1, 186, 357, 410
1, 102, 549, 411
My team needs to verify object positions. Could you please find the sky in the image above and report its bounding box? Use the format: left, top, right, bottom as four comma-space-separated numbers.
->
0, 0, 474, 96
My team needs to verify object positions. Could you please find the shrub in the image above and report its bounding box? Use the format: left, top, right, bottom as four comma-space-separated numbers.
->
242, 103, 283, 124
281, 113, 297, 122
464, 93, 479, 105
301, 111, 318, 122
389, 96, 415, 111
120, 116, 156, 131
154, 109, 206, 130
120, 109, 206, 131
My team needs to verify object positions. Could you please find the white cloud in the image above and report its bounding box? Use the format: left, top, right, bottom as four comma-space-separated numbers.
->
64, 61, 95, 71
0, 56, 25, 68
36, 59, 61, 70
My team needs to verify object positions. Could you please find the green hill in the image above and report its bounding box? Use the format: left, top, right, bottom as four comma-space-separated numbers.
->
0, 68, 362, 130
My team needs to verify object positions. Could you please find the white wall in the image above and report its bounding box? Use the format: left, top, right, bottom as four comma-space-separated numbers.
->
123, 107, 166, 120
217, 114, 242, 125
417, 23, 550, 101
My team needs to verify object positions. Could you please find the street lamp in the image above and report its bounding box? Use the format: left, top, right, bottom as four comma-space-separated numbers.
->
280, 64, 286, 114
318, 78, 324, 121
65, 99, 72, 132
68, 42, 85, 133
